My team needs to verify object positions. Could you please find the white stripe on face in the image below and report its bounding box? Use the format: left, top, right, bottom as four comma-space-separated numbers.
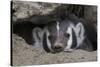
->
32, 27, 43, 48
46, 30, 54, 52
56, 21, 60, 37
74, 22, 85, 47
64, 24, 77, 51
64, 22, 85, 51
65, 25, 73, 49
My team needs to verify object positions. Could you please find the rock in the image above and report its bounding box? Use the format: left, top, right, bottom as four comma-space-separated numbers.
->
84, 6, 97, 23
12, 1, 61, 22
12, 1, 97, 25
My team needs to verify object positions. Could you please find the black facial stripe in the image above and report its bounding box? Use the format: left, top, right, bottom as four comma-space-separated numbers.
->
36, 30, 41, 40
43, 32, 50, 52
71, 28, 77, 49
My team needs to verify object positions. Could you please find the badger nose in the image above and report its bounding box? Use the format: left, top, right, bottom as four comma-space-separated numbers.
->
54, 43, 63, 51
54, 46, 62, 49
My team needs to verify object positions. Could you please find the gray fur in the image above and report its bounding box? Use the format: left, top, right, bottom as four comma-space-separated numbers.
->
32, 19, 96, 53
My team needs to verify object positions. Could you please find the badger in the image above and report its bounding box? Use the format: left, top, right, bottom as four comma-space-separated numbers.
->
32, 14, 97, 53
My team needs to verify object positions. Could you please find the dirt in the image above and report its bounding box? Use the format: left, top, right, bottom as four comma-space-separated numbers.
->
12, 34, 97, 66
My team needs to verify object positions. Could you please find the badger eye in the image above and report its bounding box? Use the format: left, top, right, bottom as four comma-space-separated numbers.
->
48, 35, 52, 40
64, 33, 70, 38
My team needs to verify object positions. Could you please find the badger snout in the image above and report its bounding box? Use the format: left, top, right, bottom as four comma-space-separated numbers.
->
53, 43, 64, 52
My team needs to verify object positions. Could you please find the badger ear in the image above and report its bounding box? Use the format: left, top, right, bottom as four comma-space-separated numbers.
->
75, 22, 85, 38
32, 27, 43, 42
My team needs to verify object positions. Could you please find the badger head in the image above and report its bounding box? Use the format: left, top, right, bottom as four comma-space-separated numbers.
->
43, 20, 85, 53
